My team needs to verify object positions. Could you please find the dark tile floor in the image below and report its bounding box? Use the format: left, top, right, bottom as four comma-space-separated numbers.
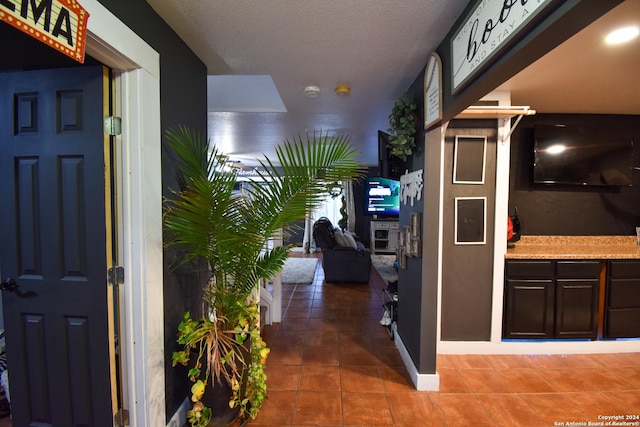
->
248, 252, 640, 426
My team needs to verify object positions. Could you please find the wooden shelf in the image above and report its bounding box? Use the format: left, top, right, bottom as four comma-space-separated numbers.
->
457, 105, 536, 119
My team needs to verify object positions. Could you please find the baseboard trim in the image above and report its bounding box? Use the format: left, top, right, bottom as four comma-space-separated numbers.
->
166, 397, 189, 427
394, 332, 440, 391
438, 339, 640, 354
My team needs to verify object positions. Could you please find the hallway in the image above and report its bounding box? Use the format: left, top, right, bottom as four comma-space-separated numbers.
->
249, 252, 640, 426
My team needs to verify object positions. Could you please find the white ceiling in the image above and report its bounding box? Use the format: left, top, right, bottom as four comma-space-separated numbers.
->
496, 0, 640, 116
146, 0, 640, 166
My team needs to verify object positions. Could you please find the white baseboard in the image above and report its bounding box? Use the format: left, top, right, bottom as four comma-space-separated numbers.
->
438, 339, 640, 354
394, 332, 440, 391
166, 397, 189, 427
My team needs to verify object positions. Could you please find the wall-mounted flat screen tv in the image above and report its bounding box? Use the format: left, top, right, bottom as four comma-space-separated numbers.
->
364, 177, 400, 217
533, 124, 634, 186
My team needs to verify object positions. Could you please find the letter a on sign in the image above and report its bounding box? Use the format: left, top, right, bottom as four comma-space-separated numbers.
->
0, 0, 90, 63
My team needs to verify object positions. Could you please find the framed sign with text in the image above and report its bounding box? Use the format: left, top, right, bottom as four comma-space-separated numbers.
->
424, 52, 443, 129
451, 0, 553, 93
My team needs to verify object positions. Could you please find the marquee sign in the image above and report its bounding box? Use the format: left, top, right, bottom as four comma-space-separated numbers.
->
0, 0, 90, 63
451, 0, 552, 93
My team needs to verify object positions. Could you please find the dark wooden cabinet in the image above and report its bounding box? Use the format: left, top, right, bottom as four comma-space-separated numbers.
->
605, 260, 640, 338
555, 261, 600, 338
503, 260, 600, 339
504, 261, 554, 338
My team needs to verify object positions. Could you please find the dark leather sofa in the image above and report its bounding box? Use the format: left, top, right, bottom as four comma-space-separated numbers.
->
312, 217, 371, 283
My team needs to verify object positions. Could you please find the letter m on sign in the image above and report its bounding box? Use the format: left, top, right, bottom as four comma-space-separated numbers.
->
0, 0, 90, 63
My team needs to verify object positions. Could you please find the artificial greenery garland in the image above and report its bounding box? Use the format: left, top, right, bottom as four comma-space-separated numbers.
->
387, 94, 417, 161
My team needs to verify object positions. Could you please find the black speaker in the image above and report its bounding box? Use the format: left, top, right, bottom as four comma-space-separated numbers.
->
378, 130, 405, 180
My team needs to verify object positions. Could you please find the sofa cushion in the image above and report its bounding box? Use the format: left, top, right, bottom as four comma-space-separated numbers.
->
333, 228, 350, 248
343, 230, 358, 249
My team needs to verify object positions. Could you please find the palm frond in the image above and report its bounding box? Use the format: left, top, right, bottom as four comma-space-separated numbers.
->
164, 128, 364, 300
244, 132, 365, 242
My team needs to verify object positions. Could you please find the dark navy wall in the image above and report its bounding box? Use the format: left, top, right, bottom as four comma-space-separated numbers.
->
394, 70, 432, 373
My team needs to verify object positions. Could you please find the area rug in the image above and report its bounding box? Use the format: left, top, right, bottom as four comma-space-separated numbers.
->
281, 258, 318, 284
371, 255, 398, 284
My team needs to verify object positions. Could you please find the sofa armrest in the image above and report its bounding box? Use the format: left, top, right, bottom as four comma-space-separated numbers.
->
321, 248, 371, 283
331, 245, 357, 251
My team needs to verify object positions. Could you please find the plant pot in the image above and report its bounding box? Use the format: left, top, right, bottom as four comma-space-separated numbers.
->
189, 339, 251, 427
200, 377, 242, 427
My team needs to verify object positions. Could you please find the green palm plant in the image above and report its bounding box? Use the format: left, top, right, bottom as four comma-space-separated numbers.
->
164, 127, 364, 426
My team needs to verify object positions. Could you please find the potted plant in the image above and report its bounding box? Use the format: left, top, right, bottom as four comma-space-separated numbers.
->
387, 94, 418, 161
163, 127, 364, 426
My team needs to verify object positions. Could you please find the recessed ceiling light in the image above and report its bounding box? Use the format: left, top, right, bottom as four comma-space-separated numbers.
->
546, 144, 566, 155
605, 26, 639, 44
303, 86, 320, 98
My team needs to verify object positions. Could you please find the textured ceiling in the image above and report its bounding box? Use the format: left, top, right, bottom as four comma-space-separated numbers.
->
146, 0, 640, 166
496, 0, 640, 116
145, 0, 470, 165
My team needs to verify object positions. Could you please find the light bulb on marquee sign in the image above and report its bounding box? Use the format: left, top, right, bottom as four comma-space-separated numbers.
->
0, 0, 90, 63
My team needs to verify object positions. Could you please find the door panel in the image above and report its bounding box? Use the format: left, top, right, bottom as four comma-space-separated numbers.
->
503, 279, 554, 338
0, 66, 114, 426
555, 279, 599, 338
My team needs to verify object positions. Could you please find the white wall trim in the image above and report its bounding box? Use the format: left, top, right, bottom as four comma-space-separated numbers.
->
83, 1, 164, 426
395, 333, 440, 391
488, 91, 512, 343
435, 124, 447, 344
84, 1, 159, 76
435, 91, 517, 348
120, 67, 164, 427
438, 339, 640, 355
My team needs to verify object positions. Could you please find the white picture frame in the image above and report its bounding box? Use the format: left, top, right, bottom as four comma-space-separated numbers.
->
410, 212, 421, 238
454, 197, 486, 245
453, 135, 487, 184
403, 226, 412, 255
424, 52, 443, 129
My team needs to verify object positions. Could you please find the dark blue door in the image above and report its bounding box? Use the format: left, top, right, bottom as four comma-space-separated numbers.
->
0, 66, 115, 426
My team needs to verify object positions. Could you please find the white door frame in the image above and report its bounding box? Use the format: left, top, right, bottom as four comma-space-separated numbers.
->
82, 1, 164, 426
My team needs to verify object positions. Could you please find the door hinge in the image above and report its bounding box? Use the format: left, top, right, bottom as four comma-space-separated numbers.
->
114, 408, 129, 426
104, 116, 122, 136
108, 266, 124, 287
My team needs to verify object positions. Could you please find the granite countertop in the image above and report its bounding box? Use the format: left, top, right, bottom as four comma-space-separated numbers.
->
505, 235, 640, 259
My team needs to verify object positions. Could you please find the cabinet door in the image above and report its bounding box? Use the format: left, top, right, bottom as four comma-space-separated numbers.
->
606, 260, 640, 338
555, 279, 599, 338
503, 279, 554, 338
